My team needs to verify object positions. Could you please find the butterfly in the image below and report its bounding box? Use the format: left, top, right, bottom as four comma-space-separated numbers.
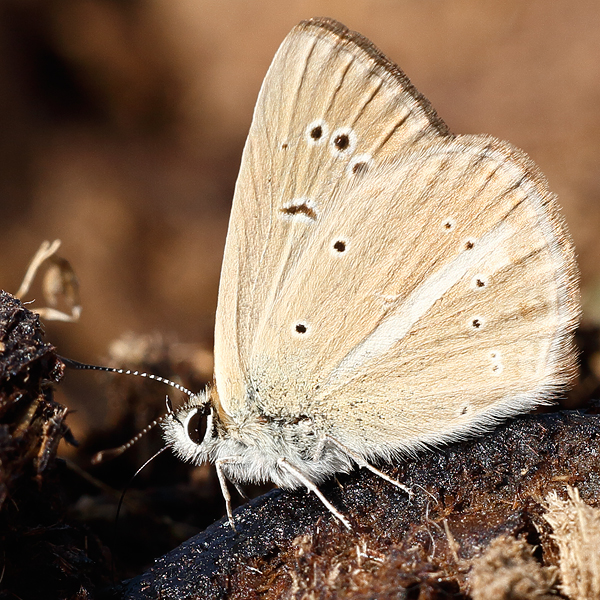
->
160, 17, 580, 529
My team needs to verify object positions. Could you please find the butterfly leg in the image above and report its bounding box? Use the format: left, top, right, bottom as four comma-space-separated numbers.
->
233, 481, 248, 499
277, 457, 352, 530
215, 457, 245, 531
323, 435, 412, 498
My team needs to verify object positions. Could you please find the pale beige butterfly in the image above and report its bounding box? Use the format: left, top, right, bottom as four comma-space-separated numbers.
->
162, 17, 580, 529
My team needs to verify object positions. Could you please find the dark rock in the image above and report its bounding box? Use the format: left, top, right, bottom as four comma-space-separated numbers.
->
117, 409, 600, 599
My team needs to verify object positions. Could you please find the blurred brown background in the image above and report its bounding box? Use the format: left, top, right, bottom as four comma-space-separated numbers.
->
1, 1, 599, 446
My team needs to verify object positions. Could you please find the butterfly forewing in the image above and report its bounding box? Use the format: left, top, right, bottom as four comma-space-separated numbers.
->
214, 18, 449, 412
213, 18, 579, 456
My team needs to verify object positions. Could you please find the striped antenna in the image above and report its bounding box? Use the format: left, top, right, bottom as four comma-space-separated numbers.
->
60, 356, 194, 463
60, 356, 196, 398
91, 405, 172, 465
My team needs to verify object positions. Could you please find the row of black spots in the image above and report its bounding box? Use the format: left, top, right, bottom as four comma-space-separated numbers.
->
468, 271, 489, 332
303, 120, 372, 176
468, 220, 490, 331
291, 237, 349, 339
440, 218, 478, 253
437, 218, 493, 335
443, 221, 488, 330
305, 120, 356, 155
284, 119, 355, 336
440, 219, 487, 324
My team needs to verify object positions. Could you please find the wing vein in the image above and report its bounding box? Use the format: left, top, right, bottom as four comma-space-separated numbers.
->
371, 112, 411, 155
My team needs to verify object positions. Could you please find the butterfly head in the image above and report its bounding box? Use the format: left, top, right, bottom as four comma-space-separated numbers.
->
161, 390, 216, 465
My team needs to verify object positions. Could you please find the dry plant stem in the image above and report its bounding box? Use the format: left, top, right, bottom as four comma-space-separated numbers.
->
16, 239, 62, 299
15, 239, 82, 322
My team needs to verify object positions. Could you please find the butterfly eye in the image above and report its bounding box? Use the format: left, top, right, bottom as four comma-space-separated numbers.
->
184, 407, 209, 445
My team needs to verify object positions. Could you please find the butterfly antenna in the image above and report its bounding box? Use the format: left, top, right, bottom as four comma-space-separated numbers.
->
115, 445, 169, 522
91, 406, 171, 465
60, 356, 190, 463
60, 355, 197, 398
110, 443, 169, 582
